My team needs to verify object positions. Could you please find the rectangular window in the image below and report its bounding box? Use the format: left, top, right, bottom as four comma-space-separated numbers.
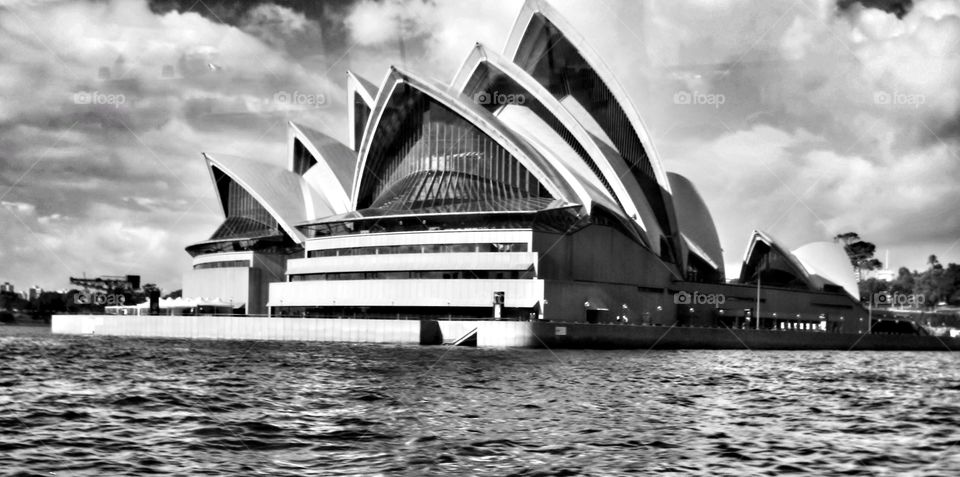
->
307, 242, 528, 258
194, 260, 250, 270
289, 269, 530, 281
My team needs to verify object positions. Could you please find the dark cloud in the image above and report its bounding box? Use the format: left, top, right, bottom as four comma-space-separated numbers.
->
147, 0, 357, 51
0, 0, 957, 292
0, 0, 346, 290
837, 0, 913, 18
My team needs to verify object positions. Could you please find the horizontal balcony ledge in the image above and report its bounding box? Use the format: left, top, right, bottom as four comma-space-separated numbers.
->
286, 252, 538, 275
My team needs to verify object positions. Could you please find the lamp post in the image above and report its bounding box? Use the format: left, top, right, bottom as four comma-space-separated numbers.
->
756, 253, 763, 330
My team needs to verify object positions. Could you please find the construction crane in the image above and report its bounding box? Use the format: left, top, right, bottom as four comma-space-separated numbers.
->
69, 275, 141, 293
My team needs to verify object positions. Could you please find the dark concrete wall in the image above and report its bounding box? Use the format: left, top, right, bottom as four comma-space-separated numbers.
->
534, 224, 674, 286
250, 253, 289, 315
533, 321, 958, 351
672, 281, 867, 333
542, 280, 676, 325
534, 224, 680, 324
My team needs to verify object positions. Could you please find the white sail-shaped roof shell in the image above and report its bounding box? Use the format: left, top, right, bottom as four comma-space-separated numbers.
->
791, 242, 860, 300
451, 43, 664, 246
503, 0, 682, 261
504, 0, 673, 195
347, 70, 378, 151
740, 230, 859, 300
668, 172, 724, 277
204, 153, 333, 243
352, 66, 587, 210
287, 122, 355, 214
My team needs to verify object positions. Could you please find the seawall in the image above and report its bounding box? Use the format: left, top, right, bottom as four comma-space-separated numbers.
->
51, 315, 959, 350
50, 315, 537, 347
532, 322, 960, 351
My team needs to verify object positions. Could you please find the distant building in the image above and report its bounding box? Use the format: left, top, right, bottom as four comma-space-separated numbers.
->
29, 285, 43, 301
69, 275, 141, 292
0, 282, 13, 293
873, 269, 896, 282
868, 251, 896, 282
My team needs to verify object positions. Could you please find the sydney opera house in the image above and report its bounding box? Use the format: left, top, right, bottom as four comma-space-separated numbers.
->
181, 0, 868, 334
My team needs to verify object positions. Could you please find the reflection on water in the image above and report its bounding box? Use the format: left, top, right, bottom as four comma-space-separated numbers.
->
2, 328, 959, 476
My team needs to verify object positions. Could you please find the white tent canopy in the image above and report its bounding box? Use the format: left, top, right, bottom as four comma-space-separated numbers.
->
105, 297, 242, 315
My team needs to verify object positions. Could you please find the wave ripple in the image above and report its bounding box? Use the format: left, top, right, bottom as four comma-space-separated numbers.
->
2, 332, 959, 475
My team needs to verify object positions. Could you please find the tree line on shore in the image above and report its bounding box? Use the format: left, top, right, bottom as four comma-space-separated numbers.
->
0, 287, 182, 323
860, 258, 960, 307
835, 232, 960, 308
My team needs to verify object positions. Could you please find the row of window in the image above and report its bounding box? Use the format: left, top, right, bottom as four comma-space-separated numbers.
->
289, 270, 533, 281
193, 260, 250, 270
209, 167, 279, 241
307, 242, 528, 258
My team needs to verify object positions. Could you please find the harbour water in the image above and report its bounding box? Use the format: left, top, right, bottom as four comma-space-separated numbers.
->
2, 327, 959, 476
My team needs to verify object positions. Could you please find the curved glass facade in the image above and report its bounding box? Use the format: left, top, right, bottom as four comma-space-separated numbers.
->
209, 217, 277, 241
740, 242, 810, 290
353, 97, 371, 152
357, 84, 550, 212
211, 167, 280, 240
292, 138, 317, 176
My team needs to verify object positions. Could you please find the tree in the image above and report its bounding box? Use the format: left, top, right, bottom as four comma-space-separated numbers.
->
940, 263, 960, 306
0, 291, 15, 311
834, 232, 883, 281
859, 277, 889, 301
64, 289, 83, 313
912, 260, 957, 307
889, 267, 915, 296
34, 291, 68, 322
863, 258, 960, 309
915, 269, 941, 306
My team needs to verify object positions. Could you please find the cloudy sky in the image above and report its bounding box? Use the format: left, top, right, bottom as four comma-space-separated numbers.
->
0, 0, 957, 292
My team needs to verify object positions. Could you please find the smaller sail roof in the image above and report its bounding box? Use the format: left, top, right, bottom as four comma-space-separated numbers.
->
791, 242, 860, 300
347, 70, 378, 151
740, 230, 859, 300
288, 121, 356, 214
669, 172, 724, 276
739, 230, 816, 289
204, 153, 334, 243
347, 70, 378, 105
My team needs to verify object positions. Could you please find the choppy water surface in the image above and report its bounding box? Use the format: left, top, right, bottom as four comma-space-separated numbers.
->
2, 327, 959, 476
